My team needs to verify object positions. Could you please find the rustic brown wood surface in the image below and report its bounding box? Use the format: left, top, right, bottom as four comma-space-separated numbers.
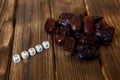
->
51, 0, 104, 80
9, 0, 54, 80
0, 0, 15, 80
0, 0, 120, 80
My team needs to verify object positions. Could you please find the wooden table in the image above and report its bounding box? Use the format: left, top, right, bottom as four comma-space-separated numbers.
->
0, 0, 120, 80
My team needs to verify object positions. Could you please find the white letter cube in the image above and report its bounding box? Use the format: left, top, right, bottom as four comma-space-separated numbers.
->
35, 44, 43, 52
28, 48, 36, 56
21, 51, 29, 59
42, 41, 50, 49
12, 54, 21, 63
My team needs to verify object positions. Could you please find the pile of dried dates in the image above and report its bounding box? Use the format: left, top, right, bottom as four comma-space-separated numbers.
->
45, 12, 115, 60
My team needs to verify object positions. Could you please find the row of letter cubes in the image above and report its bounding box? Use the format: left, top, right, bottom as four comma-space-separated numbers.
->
12, 41, 50, 63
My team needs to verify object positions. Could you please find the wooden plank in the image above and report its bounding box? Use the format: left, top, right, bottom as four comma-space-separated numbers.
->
51, 0, 104, 80
0, 0, 15, 79
0, 19, 14, 80
0, 0, 15, 29
9, 0, 55, 80
84, 0, 120, 80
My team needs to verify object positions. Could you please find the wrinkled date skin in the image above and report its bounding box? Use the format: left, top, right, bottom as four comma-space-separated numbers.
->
45, 12, 115, 60
78, 47, 99, 59
57, 13, 74, 26
95, 22, 115, 45
95, 30, 112, 45
78, 36, 98, 46
84, 16, 94, 35
64, 37, 75, 54
70, 15, 81, 32
55, 29, 67, 45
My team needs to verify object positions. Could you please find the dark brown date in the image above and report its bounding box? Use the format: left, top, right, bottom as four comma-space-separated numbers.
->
45, 18, 56, 34
78, 36, 98, 45
64, 37, 75, 53
45, 12, 115, 60
55, 29, 67, 45
84, 16, 94, 35
77, 45, 99, 59
70, 15, 81, 32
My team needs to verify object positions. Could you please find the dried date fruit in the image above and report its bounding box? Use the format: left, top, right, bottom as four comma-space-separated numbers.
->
56, 22, 70, 32
77, 46, 99, 59
95, 22, 115, 33
57, 18, 70, 27
78, 36, 98, 46
55, 29, 67, 45
74, 32, 84, 39
95, 30, 113, 45
77, 44, 89, 51
55, 35, 66, 46
84, 16, 94, 35
45, 12, 115, 60
95, 22, 104, 30
45, 18, 56, 34
70, 15, 81, 32
58, 13, 74, 26
64, 37, 75, 53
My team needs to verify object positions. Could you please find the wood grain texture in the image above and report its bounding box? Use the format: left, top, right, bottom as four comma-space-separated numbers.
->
9, 0, 55, 80
0, 0, 119, 80
84, 0, 120, 80
51, 0, 104, 80
0, 19, 14, 80
0, 0, 15, 80
0, 0, 15, 30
